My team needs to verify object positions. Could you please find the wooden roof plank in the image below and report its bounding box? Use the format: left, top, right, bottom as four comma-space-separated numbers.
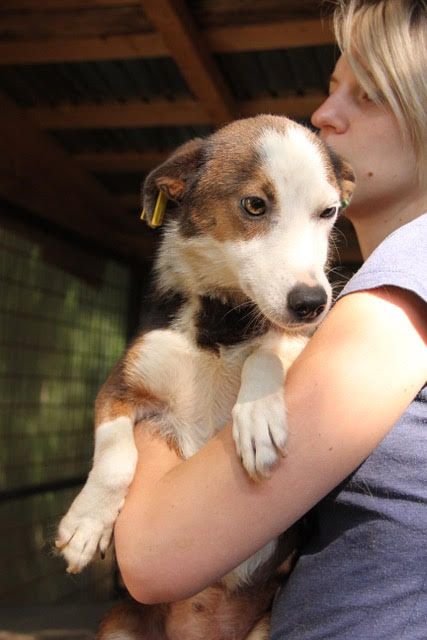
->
208, 18, 333, 52
76, 150, 170, 172
0, 0, 134, 7
0, 91, 150, 259
0, 19, 333, 65
0, 33, 168, 65
141, 0, 235, 126
26, 98, 209, 128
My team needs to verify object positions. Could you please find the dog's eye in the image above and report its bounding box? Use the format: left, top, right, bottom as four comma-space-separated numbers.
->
319, 205, 339, 219
240, 197, 266, 217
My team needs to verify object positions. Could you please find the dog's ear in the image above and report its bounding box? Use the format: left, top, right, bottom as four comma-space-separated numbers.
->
141, 137, 205, 228
325, 146, 356, 207
337, 158, 356, 206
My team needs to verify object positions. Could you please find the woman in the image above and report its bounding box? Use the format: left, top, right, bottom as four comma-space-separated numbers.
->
114, 0, 427, 636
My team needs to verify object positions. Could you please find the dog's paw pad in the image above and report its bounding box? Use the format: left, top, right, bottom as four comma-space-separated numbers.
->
56, 513, 113, 573
232, 393, 288, 481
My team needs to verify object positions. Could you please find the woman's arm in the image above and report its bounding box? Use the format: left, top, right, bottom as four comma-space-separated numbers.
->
115, 286, 427, 604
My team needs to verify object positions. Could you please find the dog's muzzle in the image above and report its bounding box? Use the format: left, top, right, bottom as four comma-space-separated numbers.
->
287, 284, 328, 323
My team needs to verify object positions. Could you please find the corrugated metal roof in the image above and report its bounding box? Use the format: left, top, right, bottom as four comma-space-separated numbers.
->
0, 45, 335, 109
0, 58, 191, 108
49, 125, 214, 154
0, 1, 363, 265
0, 44, 335, 161
216, 45, 336, 99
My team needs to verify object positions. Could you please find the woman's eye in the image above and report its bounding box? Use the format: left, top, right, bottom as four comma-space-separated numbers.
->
240, 196, 266, 217
319, 205, 339, 219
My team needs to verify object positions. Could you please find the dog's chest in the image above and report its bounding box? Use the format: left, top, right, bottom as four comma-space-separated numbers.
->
136, 326, 255, 448
195, 342, 254, 427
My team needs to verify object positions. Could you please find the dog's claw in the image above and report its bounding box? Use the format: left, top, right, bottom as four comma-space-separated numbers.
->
56, 506, 116, 573
54, 539, 66, 551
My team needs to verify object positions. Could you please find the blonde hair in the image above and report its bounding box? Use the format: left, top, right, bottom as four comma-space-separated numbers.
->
332, 0, 427, 183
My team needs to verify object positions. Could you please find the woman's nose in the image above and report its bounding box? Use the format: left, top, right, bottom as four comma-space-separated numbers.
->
311, 94, 347, 134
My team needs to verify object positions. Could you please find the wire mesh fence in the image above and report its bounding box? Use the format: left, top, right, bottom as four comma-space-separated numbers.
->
0, 213, 132, 604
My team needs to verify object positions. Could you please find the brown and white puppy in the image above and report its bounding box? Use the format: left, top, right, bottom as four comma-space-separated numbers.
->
56, 115, 354, 639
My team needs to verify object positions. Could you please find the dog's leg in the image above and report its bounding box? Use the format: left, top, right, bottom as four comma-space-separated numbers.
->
244, 614, 270, 640
232, 333, 307, 480
56, 415, 137, 573
96, 600, 169, 640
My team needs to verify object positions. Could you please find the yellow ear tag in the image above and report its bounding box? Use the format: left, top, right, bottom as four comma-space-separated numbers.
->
140, 190, 168, 227
152, 190, 168, 227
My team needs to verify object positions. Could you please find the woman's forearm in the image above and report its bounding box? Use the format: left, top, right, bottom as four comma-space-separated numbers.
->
114, 288, 427, 604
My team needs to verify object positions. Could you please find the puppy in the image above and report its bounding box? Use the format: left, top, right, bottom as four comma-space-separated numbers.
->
56, 115, 354, 639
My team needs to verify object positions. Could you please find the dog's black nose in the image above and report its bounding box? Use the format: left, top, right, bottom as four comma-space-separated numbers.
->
287, 285, 328, 322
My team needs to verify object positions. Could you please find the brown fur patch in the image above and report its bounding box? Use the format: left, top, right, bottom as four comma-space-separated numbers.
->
165, 583, 277, 640
96, 599, 170, 640
96, 582, 277, 640
94, 337, 162, 427
179, 116, 292, 243
181, 166, 280, 243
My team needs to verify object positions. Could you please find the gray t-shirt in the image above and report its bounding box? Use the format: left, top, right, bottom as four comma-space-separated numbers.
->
270, 214, 427, 639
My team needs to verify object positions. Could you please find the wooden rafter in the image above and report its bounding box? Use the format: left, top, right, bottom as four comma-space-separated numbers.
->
0, 19, 333, 65
27, 93, 325, 129
76, 150, 170, 173
1, 0, 132, 7
140, 0, 235, 127
27, 98, 208, 129
0, 91, 151, 260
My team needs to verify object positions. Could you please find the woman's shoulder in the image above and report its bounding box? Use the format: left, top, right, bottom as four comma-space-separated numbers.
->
339, 213, 427, 303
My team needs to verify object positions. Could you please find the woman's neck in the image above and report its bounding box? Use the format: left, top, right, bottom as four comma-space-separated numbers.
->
346, 192, 427, 260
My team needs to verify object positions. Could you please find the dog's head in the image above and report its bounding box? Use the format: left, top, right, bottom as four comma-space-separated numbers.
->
142, 115, 355, 330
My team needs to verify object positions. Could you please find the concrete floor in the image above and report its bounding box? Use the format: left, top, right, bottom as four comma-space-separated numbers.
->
0, 604, 114, 640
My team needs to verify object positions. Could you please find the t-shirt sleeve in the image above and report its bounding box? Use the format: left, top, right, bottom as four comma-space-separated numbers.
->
337, 213, 427, 304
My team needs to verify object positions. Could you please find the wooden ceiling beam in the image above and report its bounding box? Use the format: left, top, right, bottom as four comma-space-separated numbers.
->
140, 0, 235, 127
0, 33, 167, 65
27, 98, 208, 128
27, 93, 325, 129
0, 19, 333, 65
76, 150, 170, 173
239, 94, 325, 120
208, 18, 333, 52
1, 1, 133, 7
0, 91, 151, 260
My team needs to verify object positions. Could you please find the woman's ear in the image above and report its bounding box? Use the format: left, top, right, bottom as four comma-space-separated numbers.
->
141, 137, 205, 228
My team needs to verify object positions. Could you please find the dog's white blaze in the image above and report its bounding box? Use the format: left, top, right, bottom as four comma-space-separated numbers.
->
221, 126, 340, 326
259, 125, 332, 203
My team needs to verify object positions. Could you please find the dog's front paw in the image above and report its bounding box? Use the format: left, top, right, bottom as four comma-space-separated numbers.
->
232, 391, 288, 481
55, 491, 123, 573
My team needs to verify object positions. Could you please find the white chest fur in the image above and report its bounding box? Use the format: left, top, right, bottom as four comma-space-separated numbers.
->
130, 327, 259, 458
